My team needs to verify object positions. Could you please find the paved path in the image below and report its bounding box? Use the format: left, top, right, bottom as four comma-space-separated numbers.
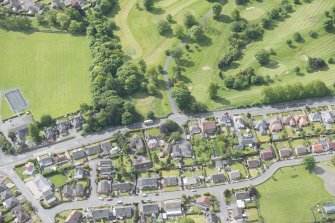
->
314, 163, 335, 196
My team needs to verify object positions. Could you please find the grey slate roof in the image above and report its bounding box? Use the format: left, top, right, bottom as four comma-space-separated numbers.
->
162, 177, 178, 187
85, 145, 101, 156
114, 206, 134, 219
112, 182, 134, 192
137, 178, 158, 190
142, 203, 159, 216
72, 149, 86, 160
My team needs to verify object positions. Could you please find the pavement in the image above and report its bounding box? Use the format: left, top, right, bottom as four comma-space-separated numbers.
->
314, 163, 335, 196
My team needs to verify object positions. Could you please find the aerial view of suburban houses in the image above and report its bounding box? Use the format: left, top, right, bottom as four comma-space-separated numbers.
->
1, 0, 335, 223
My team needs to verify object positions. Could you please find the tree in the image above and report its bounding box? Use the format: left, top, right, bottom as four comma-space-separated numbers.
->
174, 25, 185, 39
189, 25, 204, 42
183, 12, 197, 29
249, 187, 258, 196
8, 132, 16, 142
323, 18, 334, 31
293, 32, 303, 42
147, 82, 157, 95
303, 156, 316, 172
171, 82, 192, 111
170, 131, 181, 141
56, 13, 71, 30
29, 123, 41, 144
40, 115, 55, 128
121, 111, 134, 125
143, 0, 154, 11
160, 120, 179, 135
68, 20, 86, 34
147, 111, 155, 120
308, 57, 326, 71
208, 82, 218, 99
255, 49, 270, 65
212, 3, 222, 20
231, 9, 240, 21
166, 14, 173, 23
224, 189, 231, 198
178, 217, 195, 223
157, 20, 172, 36
170, 47, 183, 63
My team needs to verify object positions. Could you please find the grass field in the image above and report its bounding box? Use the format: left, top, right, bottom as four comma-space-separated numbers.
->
167, 0, 335, 110
257, 165, 334, 223
0, 29, 91, 120
49, 173, 68, 188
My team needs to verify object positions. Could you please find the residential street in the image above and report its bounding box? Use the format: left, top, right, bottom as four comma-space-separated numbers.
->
1, 96, 335, 222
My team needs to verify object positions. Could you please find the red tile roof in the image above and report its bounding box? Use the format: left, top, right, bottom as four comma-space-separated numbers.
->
312, 144, 324, 153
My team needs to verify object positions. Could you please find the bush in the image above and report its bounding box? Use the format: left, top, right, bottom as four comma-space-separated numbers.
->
293, 32, 303, 42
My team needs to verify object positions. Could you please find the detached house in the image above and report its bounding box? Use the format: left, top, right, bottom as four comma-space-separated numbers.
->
137, 178, 159, 190
295, 115, 309, 127
260, 148, 274, 160
254, 120, 268, 136
129, 136, 145, 151
234, 116, 246, 129
162, 177, 179, 187
57, 120, 71, 136
163, 199, 183, 216
228, 170, 240, 181
199, 120, 216, 134
322, 111, 335, 124
141, 203, 160, 216
247, 159, 260, 169
85, 145, 101, 156
189, 125, 201, 135
71, 114, 84, 130
295, 145, 309, 156
12, 205, 31, 223
312, 144, 324, 153
281, 115, 296, 127
211, 173, 226, 183
98, 180, 111, 195
309, 112, 322, 122
113, 206, 134, 219
269, 117, 282, 132
279, 148, 291, 158
219, 113, 232, 127
196, 196, 212, 210
72, 149, 86, 160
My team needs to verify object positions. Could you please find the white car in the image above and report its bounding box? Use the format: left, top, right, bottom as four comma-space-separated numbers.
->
98, 197, 104, 200
143, 193, 147, 197
117, 200, 123, 204
191, 189, 197, 192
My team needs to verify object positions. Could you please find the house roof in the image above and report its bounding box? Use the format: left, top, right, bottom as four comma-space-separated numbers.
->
65, 210, 82, 223
12, 205, 30, 223
132, 156, 152, 169
74, 184, 85, 197
4, 197, 18, 209
62, 184, 72, 196
189, 125, 201, 135
260, 149, 273, 160
1, 189, 12, 201
137, 178, 158, 189
296, 115, 309, 126
312, 144, 324, 153
162, 177, 178, 187
211, 173, 226, 183
54, 154, 69, 164
309, 112, 322, 122
229, 170, 240, 180
91, 208, 110, 220
183, 177, 198, 186
247, 159, 259, 168
74, 167, 85, 179
72, 149, 86, 160
98, 180, 111, 194
112, 182, 134, 192
269, 118, 282, 132
200, 120, 216, 132
163, 199, 182, 215
34, 174, 52, 193
85, 145, 101, 156
114, 206, 134, 218
0, 183, 8, 193
235, 192, 251, 200
142, 203, 159, 215
38, 156, 53, 167
295, 145, 308, 155
196, 196, 212, 208
72, 115, 84, 129
43, 189, 56, 204
129, 136, 144, 150
234, 116, 246, 129
279, 149, 291, 158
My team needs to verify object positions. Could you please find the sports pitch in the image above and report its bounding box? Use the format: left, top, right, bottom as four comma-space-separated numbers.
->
4, 88, 29, 113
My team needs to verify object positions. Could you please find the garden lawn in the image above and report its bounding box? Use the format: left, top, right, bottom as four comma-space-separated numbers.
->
0, 29, 91, 120
48, 173, 68, 188
257, 165, 334, 223
168, 0, 335, 110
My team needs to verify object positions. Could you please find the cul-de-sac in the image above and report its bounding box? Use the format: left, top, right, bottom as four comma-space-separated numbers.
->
1, 0, 335, 222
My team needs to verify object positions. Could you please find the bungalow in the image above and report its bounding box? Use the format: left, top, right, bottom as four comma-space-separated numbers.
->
228, 170, 240, 181
141, 203, 160, 216
137, 178, 158, 190
162, 176, 179, 187
85, 145, 101, 156
87, 208, 110, 221
219, 113, 232, 127
163, 199, 183, 216
211, 173, 226, 183
65, 210, 82, 223
260, 148, 274, 160
7, 115, 33, 145
312, 144, 324, 153
309, 112, 322, 122
72, 114, 84, 130
43, 189, 57, 205
234, 116, 246, 129
37, 156, 53, 169
72, 149, 86, 160
129, 136, 145, 151
183, 177, 198, 187
247, 159, 260, 169
112, 182, 134, 192
279, 148, 291, 158
34, 174, 53, 193
57, 120, 71, 136
281, 115, 296, 127
54, 154, 70, 166
113, 206, 134, 219
98, 180, 111, 195
74, 184, 85, 197
269, 118, 283, 132
3, 197, 18, 210
196, 196, 212, 210
23, 162, 35, 175
62, 184, 72, 199
295, 145, 309, 156
147, 138, 159, 150
0, 183, 8, 193
235, 192, 251, 201
74, 167, 85, 179
295, 115, 309, 127
199, 120, 216, 134
132, 156, 152, 170
12, 205, 31, 223
189, 125, 201, 135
